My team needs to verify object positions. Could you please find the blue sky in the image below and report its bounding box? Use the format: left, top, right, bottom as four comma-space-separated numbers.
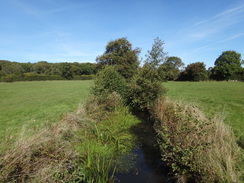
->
0, 0, 244, 68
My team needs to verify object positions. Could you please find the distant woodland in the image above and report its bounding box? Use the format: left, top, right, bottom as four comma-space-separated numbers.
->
0, 60, 97, 82
1, 38, 243, 82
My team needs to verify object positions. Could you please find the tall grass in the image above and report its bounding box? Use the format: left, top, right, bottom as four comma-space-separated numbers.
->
151, 98, 242, 182
0, 92, 140, 182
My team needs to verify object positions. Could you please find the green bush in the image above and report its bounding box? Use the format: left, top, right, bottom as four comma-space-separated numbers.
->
73, 75, 94, 80
126, 64, 167, 111
91, 65, 127, 99
1, 74, 16, 82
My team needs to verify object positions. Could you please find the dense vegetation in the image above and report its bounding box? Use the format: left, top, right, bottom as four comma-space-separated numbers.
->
0, 37, 243, 182
0, 60, 97, 82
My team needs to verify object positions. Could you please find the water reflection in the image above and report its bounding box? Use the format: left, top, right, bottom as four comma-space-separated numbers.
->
114, 114, 174, 183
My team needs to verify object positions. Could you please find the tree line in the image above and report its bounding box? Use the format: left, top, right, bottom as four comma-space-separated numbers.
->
96, 37, 244, 82
1, 37, 243, 82
0, 61, 98, 82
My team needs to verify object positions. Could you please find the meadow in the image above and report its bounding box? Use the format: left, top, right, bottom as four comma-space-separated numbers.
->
164, 81, 244, 139
0, 80, 92, 139
1, 80, 243, 140
0, 80, 243, 182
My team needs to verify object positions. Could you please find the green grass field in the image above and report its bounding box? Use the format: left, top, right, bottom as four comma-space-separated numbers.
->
163, 81, 244, 139
1, 80, 243, 140
0, 80, 93, 139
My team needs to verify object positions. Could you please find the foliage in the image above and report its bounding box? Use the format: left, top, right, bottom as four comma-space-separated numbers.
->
126, 63, 167, 111
212, 50, 243, 80
158, 56, 184, 81
178, 62, 208, 81
0, 60, 97, 82
96, 37, 140, 79
164, 81, 244, 181
60, 62, 73, 80
145, 37, 168, 68
92, 65, 127, 99
152, 98, 241, 182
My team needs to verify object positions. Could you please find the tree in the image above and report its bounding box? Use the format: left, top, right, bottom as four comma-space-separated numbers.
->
213, 50, 243, 80
33, 61, 51, 74
159, 56, 184, 81
145, 37, 168, 68
60, 63, 73, 80
96, 37, 140, 79
178, 62, 208, 81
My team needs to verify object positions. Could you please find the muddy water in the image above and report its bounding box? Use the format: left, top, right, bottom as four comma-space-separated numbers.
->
114, 114, 174, 183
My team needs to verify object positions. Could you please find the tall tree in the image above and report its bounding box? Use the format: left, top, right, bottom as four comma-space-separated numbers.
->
213, 50, 243, 80
145, 37, 167, 68
96, 37, 140, 79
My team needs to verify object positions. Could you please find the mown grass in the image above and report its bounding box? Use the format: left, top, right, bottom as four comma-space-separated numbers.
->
0, 80, 93, 139
163, 81, 244, 139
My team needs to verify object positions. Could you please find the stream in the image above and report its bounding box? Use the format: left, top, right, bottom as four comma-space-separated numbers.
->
114, 114, 175, 183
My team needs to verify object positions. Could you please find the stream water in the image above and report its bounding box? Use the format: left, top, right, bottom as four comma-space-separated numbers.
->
114, 114, 175, 183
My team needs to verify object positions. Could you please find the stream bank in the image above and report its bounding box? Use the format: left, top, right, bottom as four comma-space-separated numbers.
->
114, 112, 175, 183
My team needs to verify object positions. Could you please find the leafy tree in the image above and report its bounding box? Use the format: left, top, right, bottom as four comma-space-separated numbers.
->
178, 62, 208, 81
96, 37, 140, 79
158, 56, 184, 81
213, 50, 243, 80
145, 37, 168, 68
60, 63, 73, 80
33, 61, 51, 74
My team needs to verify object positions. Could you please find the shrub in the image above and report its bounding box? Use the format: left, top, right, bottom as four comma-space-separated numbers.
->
1, 74, 16, 82
126, 63, 167, 111
151, 98, 241, 182
91, 65, 127, 99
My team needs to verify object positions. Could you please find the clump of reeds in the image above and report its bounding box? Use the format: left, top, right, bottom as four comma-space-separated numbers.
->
151, 98, 241, 182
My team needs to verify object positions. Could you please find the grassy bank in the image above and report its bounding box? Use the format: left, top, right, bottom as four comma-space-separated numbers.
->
0, 92, 140, 182
0, 80, 93, 139
162, 81, 244, 181
164, 81, 244, 139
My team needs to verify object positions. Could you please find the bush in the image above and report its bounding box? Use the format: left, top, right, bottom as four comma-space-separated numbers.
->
126, 64, 167, 111
73, 75, 94, 80
91, 65, 127, 99
151, 98, 241, 182
1, 74, 16, 82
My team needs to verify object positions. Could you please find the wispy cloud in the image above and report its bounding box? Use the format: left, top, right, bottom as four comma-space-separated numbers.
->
220, 33, 244, 42
179, 4, 244, 41
9, 0, 76, 16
